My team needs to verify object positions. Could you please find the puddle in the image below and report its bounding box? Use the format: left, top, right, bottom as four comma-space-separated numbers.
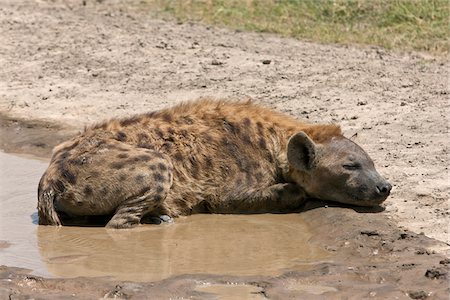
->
0, 151, 49, 274
195, 283, 265, 300
0, 151, 330, 282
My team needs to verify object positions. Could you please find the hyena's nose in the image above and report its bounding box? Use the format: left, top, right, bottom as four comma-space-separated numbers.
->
376, 182, 392, 197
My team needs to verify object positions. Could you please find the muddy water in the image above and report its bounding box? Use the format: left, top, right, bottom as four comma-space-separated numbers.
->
0, 152, 330, 282
0, 152, 48, 274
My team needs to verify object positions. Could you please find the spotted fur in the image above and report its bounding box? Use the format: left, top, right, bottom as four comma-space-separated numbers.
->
37, 99, 391, 228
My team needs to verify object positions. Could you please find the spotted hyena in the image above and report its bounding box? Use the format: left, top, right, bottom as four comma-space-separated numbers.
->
38, 99, 392, 228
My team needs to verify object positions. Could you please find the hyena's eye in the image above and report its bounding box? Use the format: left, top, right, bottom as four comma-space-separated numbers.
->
343, 163, 361, 170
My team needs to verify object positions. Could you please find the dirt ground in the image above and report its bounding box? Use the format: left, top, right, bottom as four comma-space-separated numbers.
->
0, 0, 449, 299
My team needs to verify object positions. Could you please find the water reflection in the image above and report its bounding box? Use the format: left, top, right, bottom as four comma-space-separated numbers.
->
37, 214, 329, 282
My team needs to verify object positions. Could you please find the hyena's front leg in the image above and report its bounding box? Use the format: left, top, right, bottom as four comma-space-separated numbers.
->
222, 183, 308, 213
251, 183, 307, 212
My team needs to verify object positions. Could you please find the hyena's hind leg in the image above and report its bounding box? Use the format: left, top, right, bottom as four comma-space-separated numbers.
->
141, 214, 174, 225
105, 151, 174, 229
106, 186, 170, 229
40, 137, 175, 228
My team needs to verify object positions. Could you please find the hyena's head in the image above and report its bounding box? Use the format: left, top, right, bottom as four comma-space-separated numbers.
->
287, 132, 392, 206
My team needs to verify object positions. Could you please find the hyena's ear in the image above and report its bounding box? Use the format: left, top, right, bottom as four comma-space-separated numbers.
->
287, 132, 317, 171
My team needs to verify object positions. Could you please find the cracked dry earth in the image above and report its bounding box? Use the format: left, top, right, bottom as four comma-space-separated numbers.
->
0, 0, 449, 299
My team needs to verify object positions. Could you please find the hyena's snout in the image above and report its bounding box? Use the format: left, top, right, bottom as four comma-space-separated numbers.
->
375, 179, 392, 199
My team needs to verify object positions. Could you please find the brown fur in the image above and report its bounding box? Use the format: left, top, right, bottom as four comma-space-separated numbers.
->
37, 99, 390, 228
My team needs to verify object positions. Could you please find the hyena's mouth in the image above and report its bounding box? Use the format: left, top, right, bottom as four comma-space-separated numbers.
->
355, 195, 388, 207
345, 190, 388, 207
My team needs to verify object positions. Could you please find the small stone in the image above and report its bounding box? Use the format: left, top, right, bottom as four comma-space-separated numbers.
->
399, 232, 411, 240
408, 290, 429, 299
325, 245, 337, 251
361, 230, 379, 236
425, 267, 447, 279
401, 82, 413, 88
211, 59, 222, 66
262, 59, 271, 65
400, 263, 416, 270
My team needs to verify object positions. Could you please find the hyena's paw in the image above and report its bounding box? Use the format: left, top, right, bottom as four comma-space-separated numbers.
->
276, 183, 307, 202
106, 215, 141, 229
272, 183, 308, 210
141, 214, 174, 225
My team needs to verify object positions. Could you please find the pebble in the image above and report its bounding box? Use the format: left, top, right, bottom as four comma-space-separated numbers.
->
408, 290, 429, 299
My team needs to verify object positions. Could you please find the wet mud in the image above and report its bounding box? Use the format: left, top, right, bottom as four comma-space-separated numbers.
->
0, 113, 76, 159
0, 118, 449, 299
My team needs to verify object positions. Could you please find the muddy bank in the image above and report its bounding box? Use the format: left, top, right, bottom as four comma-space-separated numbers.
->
0, 113, 76, 159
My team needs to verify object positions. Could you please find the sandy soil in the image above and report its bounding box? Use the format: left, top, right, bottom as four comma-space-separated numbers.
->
0, 0, 449, 298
